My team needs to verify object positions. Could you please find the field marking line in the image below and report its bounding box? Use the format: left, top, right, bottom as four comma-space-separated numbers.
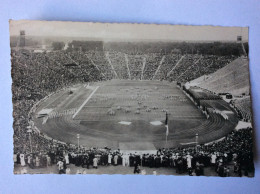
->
62, 85, 87, 110
72, 86, 100, 119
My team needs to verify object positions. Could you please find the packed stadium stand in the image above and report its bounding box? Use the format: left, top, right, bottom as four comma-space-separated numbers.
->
190, 57, 250, 96
106, 52, 129, 79
11, 44, 254, 176
230, 97, 252, 122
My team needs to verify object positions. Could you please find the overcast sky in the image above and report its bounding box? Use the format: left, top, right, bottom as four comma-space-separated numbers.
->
9, 20, 248, 42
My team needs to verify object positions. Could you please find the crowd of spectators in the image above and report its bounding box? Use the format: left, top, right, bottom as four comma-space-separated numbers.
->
175, 55, 236, 83
103, 52, 236, 82
12, 49, 104, 156
230, 97, 252, 122
12, 49, 253, 176
126, 54, 144, 80
142, 53, 162, 80
107, 52, 129, 79
14, 128, 254, 177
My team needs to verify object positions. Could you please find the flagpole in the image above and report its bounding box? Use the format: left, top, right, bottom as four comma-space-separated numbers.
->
166, 132, 167, 145
165, 112, 168, 147
195, 133, 198, 152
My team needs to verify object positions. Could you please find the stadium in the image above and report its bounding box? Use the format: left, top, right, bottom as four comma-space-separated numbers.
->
11, 27, 254, 176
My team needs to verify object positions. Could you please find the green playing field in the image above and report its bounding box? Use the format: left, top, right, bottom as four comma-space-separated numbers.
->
33, 80, 237, 150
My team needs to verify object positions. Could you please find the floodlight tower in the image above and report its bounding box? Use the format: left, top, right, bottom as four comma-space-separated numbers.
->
237, 28, 247, 57
18, 30, 26, 47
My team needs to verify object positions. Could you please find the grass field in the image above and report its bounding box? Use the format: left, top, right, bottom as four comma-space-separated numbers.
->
33, 80, 238, 150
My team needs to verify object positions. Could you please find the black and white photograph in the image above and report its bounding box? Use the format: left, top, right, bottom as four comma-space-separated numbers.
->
10, 20, 254, 176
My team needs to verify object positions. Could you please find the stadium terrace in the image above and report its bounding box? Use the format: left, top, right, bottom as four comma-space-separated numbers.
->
11, 39, 254, 176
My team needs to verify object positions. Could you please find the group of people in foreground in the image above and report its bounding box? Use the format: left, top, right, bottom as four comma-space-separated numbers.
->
14, 127, 254, 177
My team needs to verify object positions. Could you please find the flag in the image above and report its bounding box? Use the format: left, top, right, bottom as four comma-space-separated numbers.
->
165, 112, 169, 136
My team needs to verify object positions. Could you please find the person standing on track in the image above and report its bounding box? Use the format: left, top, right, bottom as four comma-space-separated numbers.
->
134, 162, 141, 174
108, 153, 112, 165
114, 154, 118, 166
93, 156, 98, 169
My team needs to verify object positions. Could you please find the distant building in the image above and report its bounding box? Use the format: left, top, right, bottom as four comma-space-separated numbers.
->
68, 40, 104, 51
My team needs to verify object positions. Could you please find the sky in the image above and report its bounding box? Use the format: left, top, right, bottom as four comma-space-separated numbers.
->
9, 20, 248, 42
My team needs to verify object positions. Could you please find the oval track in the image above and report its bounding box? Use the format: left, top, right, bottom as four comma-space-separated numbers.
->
33, 81, 239, 149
